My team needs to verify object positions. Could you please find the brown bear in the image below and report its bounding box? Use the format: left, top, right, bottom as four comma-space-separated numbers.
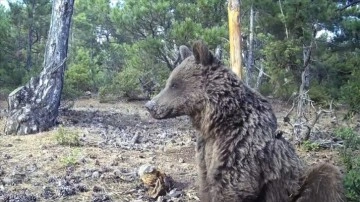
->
145, 40, 345, 202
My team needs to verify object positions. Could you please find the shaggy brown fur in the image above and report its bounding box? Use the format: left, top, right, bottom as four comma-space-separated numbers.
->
145, 40, 345, 202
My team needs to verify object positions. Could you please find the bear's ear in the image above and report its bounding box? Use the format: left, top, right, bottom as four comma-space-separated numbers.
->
179, 45, 192, 61
192, 40, 214, 66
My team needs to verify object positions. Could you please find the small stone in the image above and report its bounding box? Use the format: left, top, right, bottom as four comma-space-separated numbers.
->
76, 184, 89, 192
92, 185, 103, 192
42, 186, 55, 199
168, 189, 182, 198
2, 177, 13, 185
89, 154, 97, 159
178, 158, 185, 163
157, 196, 165, 202
59, 185, 76, 196
138, 164, 156, 177
92, 193, 111, 202
79, 157, 87, 164
100, 166, 112, 173
110, 160, 118, 166
113, 169, 122, 177
48, 176, 56, 183
92, 171, 100, 179
95, 160, 100, 166
5, 144, 13, 147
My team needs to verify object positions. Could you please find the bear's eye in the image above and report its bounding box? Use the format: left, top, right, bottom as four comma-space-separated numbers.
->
170, 83, 177, 89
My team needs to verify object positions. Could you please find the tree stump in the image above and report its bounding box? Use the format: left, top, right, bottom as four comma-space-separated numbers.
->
5, 0, 75, 135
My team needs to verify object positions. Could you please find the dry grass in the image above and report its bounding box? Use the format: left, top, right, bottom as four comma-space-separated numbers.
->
0, 98, 352, 201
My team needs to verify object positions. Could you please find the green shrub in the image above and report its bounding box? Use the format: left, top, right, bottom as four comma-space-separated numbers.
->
344, 165, 360, 202
112, 67, 142, 97
258, 81, 273, 96
100, 41, 170, 100
335, 127, 360, 201
341, 69, 360, 116
60, 148, 80, 167
62, 80, 83, 101
301, 140, 320, 152
308, 83, 331, 105
65, 63, 92, 92
336, 127, 360, 151
55, 126, 81, 147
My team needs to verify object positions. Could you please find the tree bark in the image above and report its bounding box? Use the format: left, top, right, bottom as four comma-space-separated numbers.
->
228, 0, 242, 79
246, 4, 254, 86
5, 0, 75, 135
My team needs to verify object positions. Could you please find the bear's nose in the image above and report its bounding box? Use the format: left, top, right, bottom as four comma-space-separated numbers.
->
145, 100, 156, 111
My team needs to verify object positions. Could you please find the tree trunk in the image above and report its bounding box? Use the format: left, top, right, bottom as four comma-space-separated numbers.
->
246, 4, 254, 86
5, 0, 75, 135
294, 43, 313, 142
228, 0, 242, 79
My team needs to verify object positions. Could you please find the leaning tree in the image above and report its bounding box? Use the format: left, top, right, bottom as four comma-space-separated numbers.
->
5, 0, 75, 135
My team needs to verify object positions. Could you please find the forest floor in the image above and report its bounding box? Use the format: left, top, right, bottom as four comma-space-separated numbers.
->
0, 98, 357, 202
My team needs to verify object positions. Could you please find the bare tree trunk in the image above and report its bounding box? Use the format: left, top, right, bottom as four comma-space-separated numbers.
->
278, 0, 289, 39
228, 0, 242, 79
5, 0, 75, 135
294, 44, 312, 141
215, 45, 223, 61
246, 4, 254, 86
255, 61, 264, 91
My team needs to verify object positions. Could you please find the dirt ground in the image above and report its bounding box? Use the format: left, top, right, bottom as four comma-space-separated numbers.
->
0, 98, 354, 202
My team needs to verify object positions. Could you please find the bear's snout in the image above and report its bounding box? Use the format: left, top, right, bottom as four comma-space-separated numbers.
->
145, 100, 156, 112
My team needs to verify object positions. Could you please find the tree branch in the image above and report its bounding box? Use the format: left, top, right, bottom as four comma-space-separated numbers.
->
338, 0, 360, 11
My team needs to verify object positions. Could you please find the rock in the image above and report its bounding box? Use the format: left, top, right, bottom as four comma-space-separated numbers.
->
79, 157, 87, 164
1, 190, 37, 202
48, 176, 56, 183
59, 185, 76, 197
26, 163, 38, 173
2, 177, 14, 185
0, 168, 5, 176
138, 164, 156, 177
92, 171, 100, 179
92, 193, 111, 202
131, 133, 140, 144
156, 196, 165, 202
168, 189, 182, 198
113, 169, 122, 177
42, 186, 55, 199
95, 160, 100, 166
75, 184, 88, 192
178, 158, 185, 163
92, 185, 103, 192
100, 166, 112, 173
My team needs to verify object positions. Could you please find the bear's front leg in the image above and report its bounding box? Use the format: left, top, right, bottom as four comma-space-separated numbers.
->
196, 135, 210, 201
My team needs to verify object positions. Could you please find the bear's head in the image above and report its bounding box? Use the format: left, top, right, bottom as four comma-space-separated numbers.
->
145, 40, 227, 120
